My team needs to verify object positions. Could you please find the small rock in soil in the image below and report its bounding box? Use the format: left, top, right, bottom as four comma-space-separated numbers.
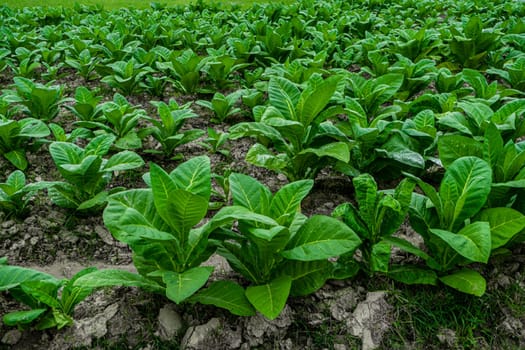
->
437, 328, 457, 347
327, 286, 359, 321
181, 317, 221, 350
95, 225, 115, 246
244, 305, 294, 347
52, 302, 119, 348
1, 329, 22, 345
347, 291, 393, 350
1, 220, 15, 229
157, 304, 184, 341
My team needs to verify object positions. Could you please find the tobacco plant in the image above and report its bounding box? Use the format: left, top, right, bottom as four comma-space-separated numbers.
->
447, 16, 501, 69
438, 123, 525, 208
332, 174, 415, 276
74, 156, 255, 316
0, 259, 97, 330
404, 157, 496, 296
213, 173, 361, 319
76, 93, 148, 149
196, 90, 244, 124
4, 77, 66, 121
65, 48, 100, 81
65, 86, 104, 122
101, 59, 153, 95
145, 99, 205, 158
0, 170, 54, 218
0, 115, 50, 170
48, 134, 144, 211
229, 74, 350, 181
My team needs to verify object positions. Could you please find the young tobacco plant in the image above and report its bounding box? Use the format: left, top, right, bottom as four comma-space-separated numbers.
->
438, 122, 525, 208
487, 56, 525, 92
4, 77, 66, 121
65, 86, 104, 122
0, 258, 96, 330
101, 59, 153, 96
229, 74, 350, 181
64, 48, 100, 81
48, 134, 144, 212
196, 90, 244, 124
404, 156, 497, 296
156, 49, 210, 94
212, 173, 361, 319
198, 127, 231, 157
0, 115, 50, 170
448, 16, 501, 69
145, 99, 205, 158
73, 156, 255, 317
0, 170, 54, 218
331, 174, 416, 277
75, 93, 149, 150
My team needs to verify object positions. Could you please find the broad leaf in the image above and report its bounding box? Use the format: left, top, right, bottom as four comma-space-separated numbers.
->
478, 208, 525, 249
192, 281, 255, 316
430, 221, 491, 263
245, 276, 292, 320
439, 269, 486, 296
163, 267, 213, 304
282, 215, 361, 261
73, 269, 164, 292
440, 157, 492, 229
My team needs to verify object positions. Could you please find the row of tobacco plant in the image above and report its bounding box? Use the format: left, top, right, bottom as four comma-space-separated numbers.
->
0, 0, 524, 331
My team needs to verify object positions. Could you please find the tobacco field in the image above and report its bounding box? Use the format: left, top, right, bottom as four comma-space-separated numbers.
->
1, 0, 525, 348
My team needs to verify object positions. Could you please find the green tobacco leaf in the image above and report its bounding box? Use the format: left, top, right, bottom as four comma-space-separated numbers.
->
387, 266, 438, 285
150, 163, 208, 236
191, 281, 255, 316
48, 183, 81, 209
84, 134, 116, 156
170, 155, 211, 201
73, 269, 164, 293
6, 170, 25, 191
370, 241, 391, 273
298, 75, 341, 126
440, 157, 492, 229
430, 221, 491, 263
229, 173, 272, 214
483, 123, 503, 169
439, 269, 486, 296
268, 77, 300, 121
282, 215, 361, 261
437, 135, 483, 168
246, 276, 292, 320
164, 267, 213, 304
478, 208, 525, 249
103, 151, 144, 172
270, 179, 313, 224
77, 191, 108, 210
280, 260, 332, 296
4, 150, 28, 170
299, 142, 350, 163
49, 142, 83, 166
3, 309, 47, 326
353, 173, 378, 231
0, 265, 59, 291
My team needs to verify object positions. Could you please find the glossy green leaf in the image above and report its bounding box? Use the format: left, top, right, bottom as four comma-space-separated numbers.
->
478, 208, 525, 249
164, 266, 213, 304
439, 269, 486, 296
192, 281, 255, 316
73, 269, 164, 293
246, 276, 292, 320
283, 215, 361, 261
430, 221, 491, 263
440, 157, 492, 229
